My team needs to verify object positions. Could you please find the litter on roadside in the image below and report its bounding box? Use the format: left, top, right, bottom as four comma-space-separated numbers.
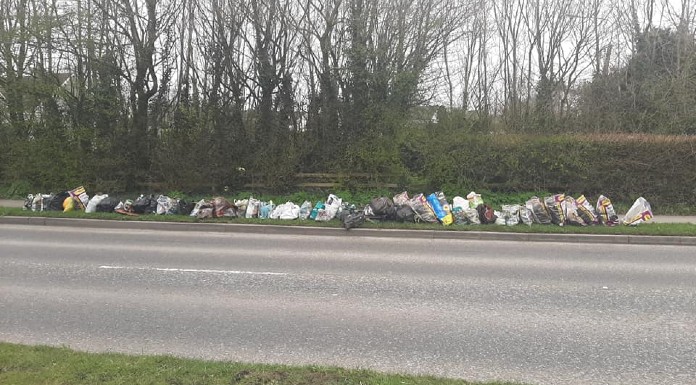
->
21, 184, 656, 230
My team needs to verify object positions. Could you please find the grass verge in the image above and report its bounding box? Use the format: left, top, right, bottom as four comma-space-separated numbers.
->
1, 207, 694, 236
0, 343, 519, 385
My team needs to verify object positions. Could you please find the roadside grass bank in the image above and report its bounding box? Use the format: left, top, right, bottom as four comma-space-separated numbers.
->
0, 343, 520, 385
1, 207, 694, 237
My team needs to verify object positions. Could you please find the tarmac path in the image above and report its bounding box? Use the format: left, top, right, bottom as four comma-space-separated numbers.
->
1, 224, 695, 385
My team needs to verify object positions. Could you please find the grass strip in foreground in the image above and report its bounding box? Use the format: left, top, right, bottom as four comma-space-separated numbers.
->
0, 343, 520, 385
1, 207, 695, 237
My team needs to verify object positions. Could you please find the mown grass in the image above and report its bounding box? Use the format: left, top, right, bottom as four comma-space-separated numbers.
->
1, 207, 694, 236
0, 343, 520, 385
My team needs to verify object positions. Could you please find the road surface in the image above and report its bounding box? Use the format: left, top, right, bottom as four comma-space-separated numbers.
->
1, 224, 694, 385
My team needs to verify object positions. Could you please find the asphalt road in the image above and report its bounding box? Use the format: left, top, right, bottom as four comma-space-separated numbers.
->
1, 224, 695, 385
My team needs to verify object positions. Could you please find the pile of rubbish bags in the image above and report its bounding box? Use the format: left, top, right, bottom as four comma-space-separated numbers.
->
23, 187, 654, 229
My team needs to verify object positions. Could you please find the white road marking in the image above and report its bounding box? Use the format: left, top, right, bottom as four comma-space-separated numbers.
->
99, 265, 287, 276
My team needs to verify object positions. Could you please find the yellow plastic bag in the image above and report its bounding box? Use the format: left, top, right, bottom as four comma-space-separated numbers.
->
63, 197, 75, 212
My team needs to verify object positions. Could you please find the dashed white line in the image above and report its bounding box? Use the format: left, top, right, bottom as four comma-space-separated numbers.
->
99, 265, 287, 276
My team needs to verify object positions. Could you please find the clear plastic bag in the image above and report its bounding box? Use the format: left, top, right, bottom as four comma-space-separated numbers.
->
563, 196, 586, 226
519, 206, 533, 226
156, 195, 175, 215
526, 196, 551, 225
596, 195, 619, 226
622, 197, 653, 226
576, 195, 599, 225
501, 204, 521, 226
464, 208, 481, 225
393, 191, 410, 206
298, 201, 312, 220
544, 194, 566, 226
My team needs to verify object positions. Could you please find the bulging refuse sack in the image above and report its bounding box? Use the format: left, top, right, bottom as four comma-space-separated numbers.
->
133, 195, 155, 214
177, 200, 195, 216
370, 197, 394, 217
393, 191, 410, 206
197, 207, 215, 219
464, 208, 481, 224
48, 192, 70, 211
96, 196, 120, 213
452, 196, 470, 211
563, 196, 586, 226
452, 207, 469, 225
596, 195, 619, 226
395, 205, 416, 222
544, 194, 566, 226
501, 204, 521, 226
467, 192, 484, 208
245, 196, 260, 218
309, 201, 324, 220
190, 199, 208, 217
316, 194, 342, 222
494, 211, 507, 226
271, 202, 300, 220
298, 201, 312, 220
258, 201, 275, 219
519, 205, 533, 226
343, 212, 367, 229
86, 194, 108, 213
212, 197, 233, 218
576, 195, 599, 225
408, 193, 438, 223
477, 204, 497, 224
622, 197, 653, 226
23, 194, 33, 210
234, 199, 248, 215
156, 195, 175, 215
31, 194, 52, 212
62, 196, 76, 212
526, 196, 551, 225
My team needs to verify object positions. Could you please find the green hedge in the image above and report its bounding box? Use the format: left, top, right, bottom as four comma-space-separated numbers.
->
408, 133, 696, 209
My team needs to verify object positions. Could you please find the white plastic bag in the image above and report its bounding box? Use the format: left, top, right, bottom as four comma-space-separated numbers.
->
271, 202, 299, 220
245, 197, 260, 218
622, 197, 653, 226
281, 203, 300, 220
452, 196, 470, 211
86, 194, 108, 213
316, 194, 342, 222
